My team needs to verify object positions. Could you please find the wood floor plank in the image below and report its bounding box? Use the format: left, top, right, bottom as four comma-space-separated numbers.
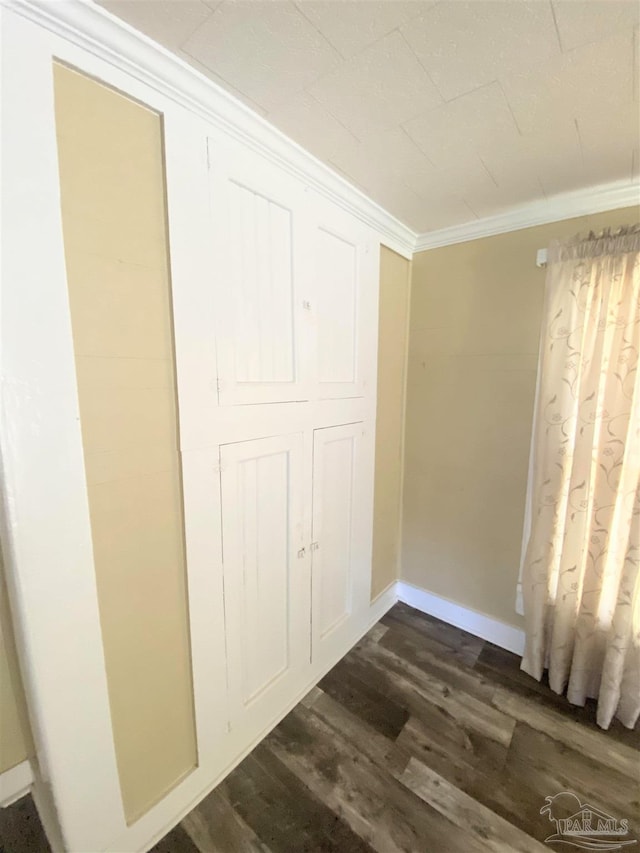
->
300, 684, 324, 708
465, 732, 639, 843
305, 682, 550, 851
224, 752, 345, 853
492, 687, 640, 781
400, 757, 549, 853
149, 824, 201, 853
352, 637, 516, 747
251, 743, 375, 853
379, 625, 496, 702
0, 795, 50, 853
304, 684, 411, 778
306, 682, 523, 847
226, 755, 313, 853
318, 659, 409, 739
397, 711, 509, 779
464, 764, 557, 841
303, 684, 550, 850
504, 723, 640, 839
265, 704, 489, 853
392, 721, 562, 844
382, 603, 484, 665
380, 621, 483, 669
476, 642, 558, 697
475, 642, 586, 710
264, 709, 394, 852
365, 622, 389, 644
476, 642, 640, 750
183, 784, 271, 853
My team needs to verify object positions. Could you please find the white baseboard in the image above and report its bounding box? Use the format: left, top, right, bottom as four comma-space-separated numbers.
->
0, 759, 34, 808
396, 581, 525, 656
369, 579, 398, 616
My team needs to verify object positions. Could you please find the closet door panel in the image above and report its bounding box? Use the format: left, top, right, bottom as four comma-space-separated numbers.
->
311, 198, 377, 400
311, 422, 367, 665
219, 434, 309, 732
316, 227, 358, 386
227, 183, 293, 385
209, 139, 310, 405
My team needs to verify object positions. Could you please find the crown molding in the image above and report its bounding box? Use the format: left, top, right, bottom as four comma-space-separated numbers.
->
5, 0, 638, 260
414, 179, 640, 253
4, 0, 417, 259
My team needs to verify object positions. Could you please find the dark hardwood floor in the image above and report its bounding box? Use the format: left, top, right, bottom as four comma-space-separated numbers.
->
2, 602, 638, 852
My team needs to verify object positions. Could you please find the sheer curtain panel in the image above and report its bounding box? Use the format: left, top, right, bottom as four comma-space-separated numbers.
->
521, 225, 640, 730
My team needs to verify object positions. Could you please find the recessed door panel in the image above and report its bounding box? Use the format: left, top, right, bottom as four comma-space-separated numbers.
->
209, 140, 310, 405
311, 422, 366, 664
316, 227, 358, 386
311, 198, 375, 400
220, 434, 308, 730
228, 182, 294, 386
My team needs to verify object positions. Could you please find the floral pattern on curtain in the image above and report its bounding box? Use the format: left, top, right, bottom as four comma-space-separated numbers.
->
521, 225, 640, 730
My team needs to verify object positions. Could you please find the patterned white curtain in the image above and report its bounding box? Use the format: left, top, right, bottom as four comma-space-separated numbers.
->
521, 225, 640, 730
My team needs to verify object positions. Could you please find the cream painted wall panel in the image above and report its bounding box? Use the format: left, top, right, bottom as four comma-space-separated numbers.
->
219, 434, 309, 734
402, 204, 640, 628
371, 247, 410, 600
53, 64, 197, 823
0, 553, 34, 774
60, 252, 171, 360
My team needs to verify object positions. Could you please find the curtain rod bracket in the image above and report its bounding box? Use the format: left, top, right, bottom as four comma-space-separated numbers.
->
536, 248, 548, 268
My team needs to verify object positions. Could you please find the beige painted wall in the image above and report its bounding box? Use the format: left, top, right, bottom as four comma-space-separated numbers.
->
54, 64, 197, 822
371, 246, 411, 600
402, 205, 640, 628
0, 550, 34, 774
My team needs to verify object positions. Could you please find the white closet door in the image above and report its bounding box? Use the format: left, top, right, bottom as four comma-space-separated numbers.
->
219, 434, 309, 733
208, 138, 312, 405
310, 199, 376, 400
311, 422, 367, 665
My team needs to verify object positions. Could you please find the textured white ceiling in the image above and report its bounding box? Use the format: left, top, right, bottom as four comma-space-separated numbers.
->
97, 0, 640, 233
